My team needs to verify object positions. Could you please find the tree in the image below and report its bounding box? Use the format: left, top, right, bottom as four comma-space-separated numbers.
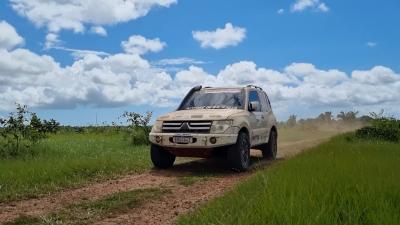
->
286, 115, 297, 127
121, 111, 153, 145
317, 112, 333, 122
0, 104, 59, 158
337, 111, 359, 121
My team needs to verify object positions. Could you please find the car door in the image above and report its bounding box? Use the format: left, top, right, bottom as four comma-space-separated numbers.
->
258, 91, 273, 143
248, 90, 264, 145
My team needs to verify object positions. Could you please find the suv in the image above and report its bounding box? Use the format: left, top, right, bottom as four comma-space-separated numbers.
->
149, 85, 278, 171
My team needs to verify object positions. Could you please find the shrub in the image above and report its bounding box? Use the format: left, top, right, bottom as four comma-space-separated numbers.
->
0, 104, 60, 158
121, 111, 153, 145
355, 117, 400, 142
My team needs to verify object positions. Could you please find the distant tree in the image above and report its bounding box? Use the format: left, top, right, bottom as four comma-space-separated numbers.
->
337, 111, 359, 121
0, 104, 59, 158
286, 115, 297, 127
369, 109, 385, 119
122, 111, 152, 132
317, 112, 333, 123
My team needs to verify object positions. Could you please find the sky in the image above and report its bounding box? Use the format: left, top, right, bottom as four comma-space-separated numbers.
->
0, 0, 399, 125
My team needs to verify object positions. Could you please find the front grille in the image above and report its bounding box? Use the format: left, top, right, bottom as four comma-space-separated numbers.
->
162, 121, 212, 133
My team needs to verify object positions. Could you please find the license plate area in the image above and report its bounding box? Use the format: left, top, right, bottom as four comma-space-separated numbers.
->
172, 135, 192, 144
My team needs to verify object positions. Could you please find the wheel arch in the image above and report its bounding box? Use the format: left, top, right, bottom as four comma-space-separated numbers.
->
271, 125, 278, 137
239, 126, 249, 136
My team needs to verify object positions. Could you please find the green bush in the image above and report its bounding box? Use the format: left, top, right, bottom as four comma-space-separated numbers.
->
121, 111, 152, 145
130, 127, 150, 145
0, 104, 59, 158
355, 117, 400, 142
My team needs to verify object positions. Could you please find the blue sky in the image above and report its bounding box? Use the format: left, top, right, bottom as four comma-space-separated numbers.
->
0, 0, 399, 125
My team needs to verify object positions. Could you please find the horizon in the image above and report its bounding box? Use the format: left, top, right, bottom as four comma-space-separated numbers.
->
1, 0, 399, 125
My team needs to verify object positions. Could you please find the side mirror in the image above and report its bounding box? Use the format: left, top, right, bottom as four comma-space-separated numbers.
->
249, 101, 259, 112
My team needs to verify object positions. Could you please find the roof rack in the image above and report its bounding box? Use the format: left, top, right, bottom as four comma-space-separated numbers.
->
246, 85, 263, 90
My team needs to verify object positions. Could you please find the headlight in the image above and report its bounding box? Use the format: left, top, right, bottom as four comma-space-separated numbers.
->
151, 120, 163, 133
210, 120, 233, 133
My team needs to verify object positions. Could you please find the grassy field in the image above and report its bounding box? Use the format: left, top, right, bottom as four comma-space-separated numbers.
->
0, 132, 151, 202
0, 125, 350, 203
178, 135, 400, 225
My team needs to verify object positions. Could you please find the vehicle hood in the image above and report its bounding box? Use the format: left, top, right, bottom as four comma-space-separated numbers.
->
156, 109, 244, 121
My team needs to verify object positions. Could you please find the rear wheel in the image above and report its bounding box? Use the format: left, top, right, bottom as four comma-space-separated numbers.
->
150, 144, 176, 168
262, 130, 277, 160
228, 132, 250, 171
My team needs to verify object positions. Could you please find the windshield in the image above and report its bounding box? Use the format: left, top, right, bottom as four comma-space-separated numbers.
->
179, 90, 244, 110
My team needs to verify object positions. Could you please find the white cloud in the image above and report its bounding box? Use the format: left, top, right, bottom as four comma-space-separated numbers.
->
1, 22, 399, 119
317, 3, 329, 12
10, 0, 176, 48
90, 26, 107, 36
51, 46, 110, 59
122, 35, 166, 55
172, 61, 400, 116
45, 33, 61, 49
10, 0, 177, 33
366, 42, 378, 48
277, 8, 285, 14
0, 20, 24, 50
291, 0, 329, 12
192, 23, 246, 49
154, 58, 205, 66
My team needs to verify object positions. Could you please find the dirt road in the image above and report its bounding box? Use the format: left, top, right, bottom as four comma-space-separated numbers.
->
0, 136, 330, 225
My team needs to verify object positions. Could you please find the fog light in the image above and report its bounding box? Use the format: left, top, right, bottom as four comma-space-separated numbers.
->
210, 137, 217, 144
155, 136, 162, 143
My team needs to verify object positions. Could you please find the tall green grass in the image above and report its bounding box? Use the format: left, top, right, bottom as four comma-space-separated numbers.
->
178, 135, 400, 225
0, 132, 151, 202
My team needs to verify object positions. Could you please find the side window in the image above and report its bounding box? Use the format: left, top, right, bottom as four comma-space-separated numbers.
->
265, 93, 272, 112
259, 91, 271, 112
248, 91, 261, 111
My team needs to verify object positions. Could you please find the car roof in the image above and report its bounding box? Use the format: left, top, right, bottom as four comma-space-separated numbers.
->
202, 86, 263, 92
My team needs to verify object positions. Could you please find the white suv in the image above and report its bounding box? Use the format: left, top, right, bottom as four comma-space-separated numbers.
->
149, 85, 278, 171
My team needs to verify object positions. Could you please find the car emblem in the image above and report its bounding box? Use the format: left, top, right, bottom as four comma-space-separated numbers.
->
180, 122, 190, 131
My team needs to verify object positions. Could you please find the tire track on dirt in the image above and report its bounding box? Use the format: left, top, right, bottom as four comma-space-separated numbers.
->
0, 137, 330, 224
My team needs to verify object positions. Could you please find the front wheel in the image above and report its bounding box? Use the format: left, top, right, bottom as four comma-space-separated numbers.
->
228, 132, 251, 171
262, 130, 277, 160
150, 144, 176, 168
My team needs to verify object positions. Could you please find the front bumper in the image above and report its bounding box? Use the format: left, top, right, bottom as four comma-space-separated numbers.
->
149, 132, 238, 148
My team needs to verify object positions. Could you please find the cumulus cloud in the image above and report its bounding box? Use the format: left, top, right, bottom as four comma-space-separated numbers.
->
10, 0, 176, 49
0, 21, 24, 50
1, 22, 399, 119
90, 26, 107, 36
10, 0, 177, 33
192, 23, 246, 49
122, 35, 166, 55
291, 0, 329, 12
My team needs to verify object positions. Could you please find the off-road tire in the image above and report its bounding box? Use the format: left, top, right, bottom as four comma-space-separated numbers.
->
150, 144, 176, 168
262, 130, 277, 160
228, 132, 251, 171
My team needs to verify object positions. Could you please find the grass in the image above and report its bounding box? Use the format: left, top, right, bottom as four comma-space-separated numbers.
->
0, 132, 152, 202
177, 134, 400, 225
6, 188, 168, 225
0, 124, 352, 203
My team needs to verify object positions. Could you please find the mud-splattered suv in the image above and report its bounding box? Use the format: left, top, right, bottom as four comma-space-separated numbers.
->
149, 85, 278, 171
